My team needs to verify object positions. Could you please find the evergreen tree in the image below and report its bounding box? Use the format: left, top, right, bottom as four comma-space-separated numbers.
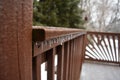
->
33, 0, 85, 29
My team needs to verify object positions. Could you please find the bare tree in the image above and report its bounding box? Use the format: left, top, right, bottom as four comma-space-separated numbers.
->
80, 0, 120, 32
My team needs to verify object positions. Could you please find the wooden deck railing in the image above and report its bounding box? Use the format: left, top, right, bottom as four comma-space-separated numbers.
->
32, 26, 86, 80
1, 1, 120, 80
85, 31, 120, 64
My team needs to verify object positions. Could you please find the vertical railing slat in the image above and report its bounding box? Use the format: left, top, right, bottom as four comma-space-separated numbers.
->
86, 43, 101, 59
96, 35, 108, 60
68, 40, 73, 80
82, 35, 87, 62
118, 36, 120, 62
85, 32, 120, 64
57, 45, 64, 80
101, 35, 110, 60
46, 49, 55, 80
33, 55, 41, 80
107, 35, 114, 61
63, 42, 70, 80
92, 34, 105, 60
112, 35, 117, 61
78, 36, 84, 80
95, 34, 107, 60
72, 39, 75, 80
74, 38, 78, 80
89, 34, 105, 59
71, 40, 74, 80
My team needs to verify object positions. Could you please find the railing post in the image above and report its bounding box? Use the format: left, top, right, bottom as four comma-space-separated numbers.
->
0, 0, 33, 80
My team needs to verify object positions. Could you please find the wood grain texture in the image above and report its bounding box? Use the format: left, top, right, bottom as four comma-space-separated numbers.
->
0, 0, 32, 80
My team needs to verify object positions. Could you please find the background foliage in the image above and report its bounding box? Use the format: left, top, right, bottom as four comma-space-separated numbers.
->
33, 0, 85, 29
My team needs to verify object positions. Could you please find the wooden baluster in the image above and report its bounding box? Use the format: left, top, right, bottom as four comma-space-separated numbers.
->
57, 45, 64, 80
78, 36, 84, 80
118, 36, 120, 63
82, 34, 87, 62
71, 40, 74, 80
107, 35, 114, 61
67, 41, 71, 80
73, 38, 77, 80
112, 35, 117, 61
33, 55, 41, 80
68, 40, 74, 80
46, 49, 55, 80
63, 42, 70, 80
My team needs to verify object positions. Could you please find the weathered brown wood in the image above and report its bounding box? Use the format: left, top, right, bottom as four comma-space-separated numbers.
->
79, 37, 83, 76
85, 58, 120, 64
40, 53, 47, 64
46, 49, 55, 80
91, 34, 105, 59
86, 49, 98, 59
68, 40, 74, 80
73, 38, 78, 80
87, 31, 120, 36
33, 55, 41, 80
96, 35, 108, 60
32, 28, 86, 80
76, 37, 81, 80
101, 35, 111, 60
0, 0, 32, 80
33, 26, 85, 40
112, 35, 117, 61
78, 37, 83, 76
82, 34, 87, 62
63, 42, 70, 80
57, 45, 64, 80
72, 39, 75, 80
33, 32, 85, 57
85, 32, 120, 64
107, 35, 114, 61
87, 34, 102, 59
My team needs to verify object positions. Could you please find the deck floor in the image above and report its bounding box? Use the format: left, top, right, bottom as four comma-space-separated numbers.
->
80, 62, 120, 80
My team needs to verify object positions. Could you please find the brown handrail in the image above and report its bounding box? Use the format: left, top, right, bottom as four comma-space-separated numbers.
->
32, 26, 86, 80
